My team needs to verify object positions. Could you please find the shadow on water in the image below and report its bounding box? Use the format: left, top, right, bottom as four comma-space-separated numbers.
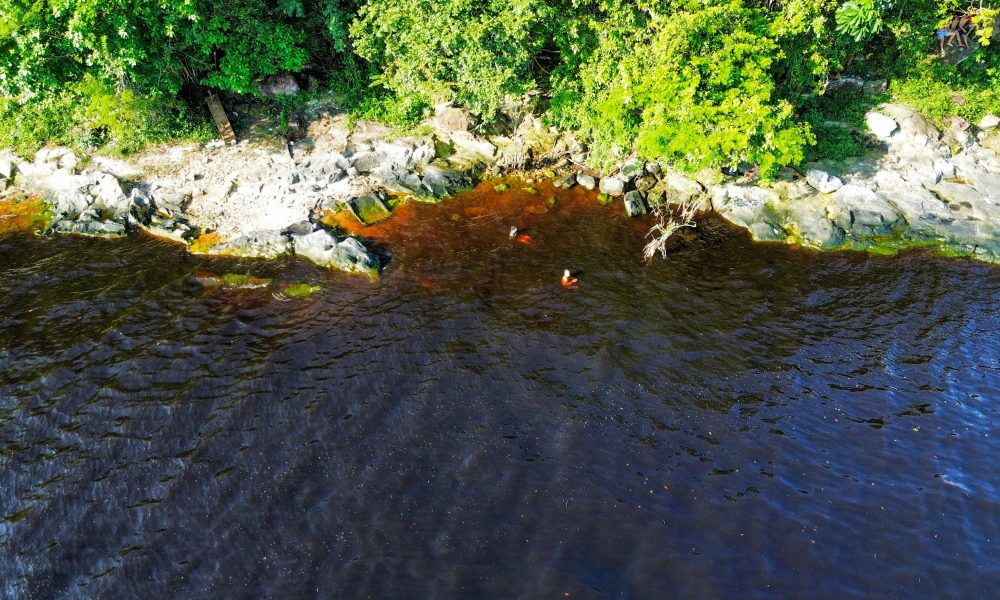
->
2, 182, 1000, 599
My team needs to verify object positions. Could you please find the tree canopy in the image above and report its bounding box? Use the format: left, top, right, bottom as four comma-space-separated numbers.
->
2, 0, 998, 170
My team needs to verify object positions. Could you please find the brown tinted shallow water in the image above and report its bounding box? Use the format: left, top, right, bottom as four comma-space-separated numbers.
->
2, 181, 1000, 599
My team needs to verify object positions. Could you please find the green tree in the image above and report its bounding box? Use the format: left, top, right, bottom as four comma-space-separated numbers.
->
350, 0, 553, 121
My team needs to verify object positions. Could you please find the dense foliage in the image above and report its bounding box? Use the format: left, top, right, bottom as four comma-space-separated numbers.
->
2, 0, 999, 171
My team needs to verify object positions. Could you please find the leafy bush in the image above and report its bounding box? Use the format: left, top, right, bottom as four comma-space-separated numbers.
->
836, 0, 893, 42
891, 60, 1000, 127
350, 0, 551, 122
2, 0, 999, 172
0, 77, 210, 157
548, 1, 816, 175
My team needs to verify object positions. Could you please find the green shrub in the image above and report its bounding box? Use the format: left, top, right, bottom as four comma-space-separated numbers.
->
0, 77, 210, 157
350, 0, 550, 122
548, 2, 815, 176
892, 63, 1000, 127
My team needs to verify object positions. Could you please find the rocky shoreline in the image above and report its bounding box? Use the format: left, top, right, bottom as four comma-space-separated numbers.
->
2, 100, 1000, 273
713, 105, 1000, 261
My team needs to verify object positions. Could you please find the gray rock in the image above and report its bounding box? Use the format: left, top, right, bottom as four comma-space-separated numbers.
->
449, 131, 496, 159
374, 140, 415, 168
712, 185, 783, 239
382, 170, 424, 196
258, 74, 299, 97
51, 190, 92, 219
421, 164, 470, 197
554, 173, 576, 189
933, 158, 956, 179
892, 148, 940, 185
928, 181, 987, 212
826, 77, 864, 94
786, 203, 844, 248
54, 219, 127, 237
943, 126, 971, 149
88, 172, 129, 217
576, 174, 596, 190
979, 114, 1000, 130
0, 157, 14, 180
351, 151, 383, 174
156, 191, 190, 214
282, 221, 315, 236
34, 147, 78, 172
953, 167, 1000, 203
881, 104, 941, 146
349, 191, 392, 225
291, 137, 316, 155
645, 190, 665, 208
128, 188, 155, 224
866, 112, 898, 139
292, 230, 379, 275
664, 171, 704, 205
805, 169, 843, 193
598, 177, 625, 196
748, 222, 785, 241
863, 79, 888, 95
874, 171, 954, 237
411, 142, 436, 166
431, 103, 471, 134
620, 158, 645, 180
829, 184, 903, 236
623, 191, 648, 217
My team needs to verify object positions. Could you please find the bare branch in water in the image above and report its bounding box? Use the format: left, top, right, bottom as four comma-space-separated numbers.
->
643, 199, 698, 261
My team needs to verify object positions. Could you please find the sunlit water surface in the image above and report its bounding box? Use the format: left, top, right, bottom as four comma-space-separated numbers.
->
2, 182, 999, 599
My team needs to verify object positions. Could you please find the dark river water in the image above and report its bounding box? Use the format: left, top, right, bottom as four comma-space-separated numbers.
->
2, 182, 999, 599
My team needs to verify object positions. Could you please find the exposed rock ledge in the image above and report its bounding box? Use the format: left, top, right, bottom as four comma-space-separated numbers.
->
3, 101, 1000, 271
710, 105, 1000, 261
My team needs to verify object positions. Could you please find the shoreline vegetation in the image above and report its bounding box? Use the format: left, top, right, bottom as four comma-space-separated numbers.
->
2, 0, 1000, 272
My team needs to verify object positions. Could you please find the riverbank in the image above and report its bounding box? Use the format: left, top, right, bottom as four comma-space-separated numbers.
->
2, 99, 1000, 273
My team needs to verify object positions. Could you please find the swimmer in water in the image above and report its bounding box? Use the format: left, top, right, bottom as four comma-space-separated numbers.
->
561, 269, 578, 286
509, 226, 518, 239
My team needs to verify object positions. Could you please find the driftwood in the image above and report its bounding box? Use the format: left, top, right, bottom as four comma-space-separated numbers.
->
205, 93, 236, 144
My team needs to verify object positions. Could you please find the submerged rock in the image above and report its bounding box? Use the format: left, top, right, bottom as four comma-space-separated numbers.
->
209, 230, 292, 258
194, 273, 272, 289
281, 283, 322, 298
0, 196, 51, 235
